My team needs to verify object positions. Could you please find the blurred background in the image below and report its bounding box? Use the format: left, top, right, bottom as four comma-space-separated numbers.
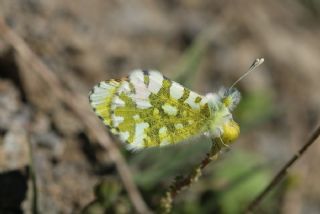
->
1, 0, 320, 213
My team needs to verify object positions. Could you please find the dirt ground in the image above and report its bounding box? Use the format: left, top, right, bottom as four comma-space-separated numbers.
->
0, 0, 320, 213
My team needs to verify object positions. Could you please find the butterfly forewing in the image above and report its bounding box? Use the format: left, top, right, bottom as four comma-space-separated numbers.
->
89, 70, 210, 150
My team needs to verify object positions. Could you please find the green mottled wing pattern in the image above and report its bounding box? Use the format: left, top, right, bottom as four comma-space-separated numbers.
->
89, 70, 211, 150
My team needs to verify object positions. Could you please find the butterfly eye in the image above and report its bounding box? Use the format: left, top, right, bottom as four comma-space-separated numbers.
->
222, 96, 233, 108
221, 88, 241, 111
221, 120, 240, 144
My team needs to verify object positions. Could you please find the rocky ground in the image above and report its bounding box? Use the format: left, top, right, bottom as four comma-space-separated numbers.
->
0, 0, 320, 213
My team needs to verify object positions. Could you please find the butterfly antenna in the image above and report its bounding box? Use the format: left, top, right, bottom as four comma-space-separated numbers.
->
230, 58, 265, 89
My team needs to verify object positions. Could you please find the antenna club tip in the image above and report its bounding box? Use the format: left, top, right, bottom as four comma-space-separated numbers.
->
258, 58, 264, 64
255, 58, 265, 66
230, 57, 265, 89
249, 57, 265, 70
252, 57, 264, 67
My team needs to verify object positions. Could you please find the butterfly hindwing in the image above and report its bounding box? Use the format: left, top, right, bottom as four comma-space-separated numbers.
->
89, 70, 211, 150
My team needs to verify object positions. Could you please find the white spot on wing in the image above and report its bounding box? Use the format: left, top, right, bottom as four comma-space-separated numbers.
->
136, 100, 152, 109
89, 81, 119, 109
118, 81, 131, 94
131, 122, 149, 149
159, 126, 167, 135
162, 104, 178, 116
133, 114, 140, 120
90, 93, 106, 100
170, 82, 184, 99
111, 115, 124, 127
205, 93, 220, 109
90, 87, 108, 106
111, 96, 125, 110
129, 70, 150, 99
175, 123, 183, 129
99, 82, 112, 89
159, 127, 170, 146
130, 70, 144, 83
148, 70, 163, 94
119, 131, 129, 142
200, 96, 208, 106
128, 70, 152, 109
185, 91, 200, 110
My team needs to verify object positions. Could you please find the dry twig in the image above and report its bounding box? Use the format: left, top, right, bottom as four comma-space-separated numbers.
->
246, 124, 320, 213
0, 17, 151, 214
27, 134, 39, 214
160, 139, 226, 213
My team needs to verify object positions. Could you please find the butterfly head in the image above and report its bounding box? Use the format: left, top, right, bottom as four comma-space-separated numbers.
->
206, 87, 241, 145
219, 88, 240, 144
215, 57, 264, 145
221, 88, 241, 111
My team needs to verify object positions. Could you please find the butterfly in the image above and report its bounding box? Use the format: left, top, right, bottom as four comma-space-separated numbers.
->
89, 58, 264, 150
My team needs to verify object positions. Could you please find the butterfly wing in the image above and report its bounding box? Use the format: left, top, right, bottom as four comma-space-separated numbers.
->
89, 70, 210, 150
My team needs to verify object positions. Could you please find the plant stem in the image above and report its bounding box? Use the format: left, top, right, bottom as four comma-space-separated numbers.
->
246, 124, 320, 213
160, 139, 226, 213
28, 137, 39, 214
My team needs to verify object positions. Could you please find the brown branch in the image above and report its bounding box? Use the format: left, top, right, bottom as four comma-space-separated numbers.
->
0, 18, 151, 214
246, 124, 320, 213
160, 139, 226, 213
